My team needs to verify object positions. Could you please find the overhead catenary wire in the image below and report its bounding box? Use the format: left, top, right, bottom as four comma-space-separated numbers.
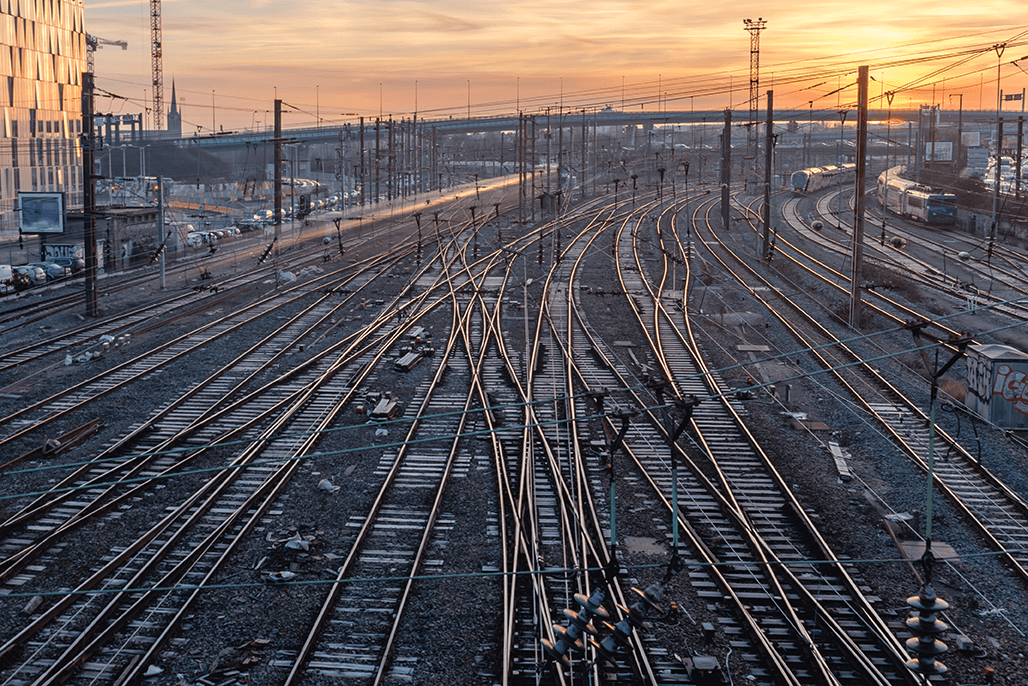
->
88, 26, 1028, 127
0, 550, 1020, 602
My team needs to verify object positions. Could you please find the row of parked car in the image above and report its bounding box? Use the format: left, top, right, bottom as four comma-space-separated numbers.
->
185, 227, 242, 248
0, 256, 85, 293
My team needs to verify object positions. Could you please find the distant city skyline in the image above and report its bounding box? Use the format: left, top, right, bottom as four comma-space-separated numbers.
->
84, 1, 1028, 133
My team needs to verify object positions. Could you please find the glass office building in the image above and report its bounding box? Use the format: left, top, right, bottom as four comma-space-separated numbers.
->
0, 0, 86, 237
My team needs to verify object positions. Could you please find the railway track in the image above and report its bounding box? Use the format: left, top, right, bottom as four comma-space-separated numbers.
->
700, 194, 1028, 591
1, 178, 1024, 685
0, 210, 486, 683
600, 199, 915, 684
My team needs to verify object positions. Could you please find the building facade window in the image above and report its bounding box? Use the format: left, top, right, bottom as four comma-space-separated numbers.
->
0, 0, 84, 237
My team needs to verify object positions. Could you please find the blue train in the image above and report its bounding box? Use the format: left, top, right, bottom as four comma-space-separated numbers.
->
876, 166, 957, 225
790, 163, 856, 193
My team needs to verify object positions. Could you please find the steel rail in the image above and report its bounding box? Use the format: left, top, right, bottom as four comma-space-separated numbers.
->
633, 195, 908, 682
283, 232, 478, 684
705, 196, 1028, 588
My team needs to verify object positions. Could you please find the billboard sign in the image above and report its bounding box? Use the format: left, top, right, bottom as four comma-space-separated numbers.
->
925, 142, 953, 162
18, 192, 66, 234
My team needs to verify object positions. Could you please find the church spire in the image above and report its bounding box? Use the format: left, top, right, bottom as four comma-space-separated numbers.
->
166, 79, 182, 137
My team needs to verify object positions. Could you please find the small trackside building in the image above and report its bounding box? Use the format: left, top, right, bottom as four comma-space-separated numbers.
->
965, 343, 1028, 430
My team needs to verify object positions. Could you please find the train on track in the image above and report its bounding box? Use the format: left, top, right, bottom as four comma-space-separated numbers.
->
876, 166, 957, 225
790, 163, 856, 193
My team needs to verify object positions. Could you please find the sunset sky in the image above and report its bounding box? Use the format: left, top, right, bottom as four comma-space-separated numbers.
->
84, 1, 1028, 133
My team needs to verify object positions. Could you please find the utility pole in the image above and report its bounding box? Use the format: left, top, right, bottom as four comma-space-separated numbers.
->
721, 109, 732, 231
951, 93, 963, 173
557, 109, 564, 213
519, 113, 526, 224
531, 117, 537, 223
82, 71, 99, 316
546, 107, 552, 200
837, 109, 848, 229
337, 129, 345, 208
1017, 117, 1024, 197
915, 105, 925, 184
274, 99, 282, 256
989, 116, 1002, 261
761, 90, 773, 259
359, 117, 366, 207
157, 175, 166, 289
582, 109, 587, 200
850, 66, 869, 329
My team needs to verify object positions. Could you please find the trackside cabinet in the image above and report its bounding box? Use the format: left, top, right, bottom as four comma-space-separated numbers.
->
965, 343, 1028, 430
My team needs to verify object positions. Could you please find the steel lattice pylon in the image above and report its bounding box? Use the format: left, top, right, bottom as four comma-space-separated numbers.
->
150, 0, 164, 131
744, 18, 766, 176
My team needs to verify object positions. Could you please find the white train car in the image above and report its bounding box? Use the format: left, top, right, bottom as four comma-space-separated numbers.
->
876, 167, 917, 216
790, 163, 856, 193
877, 166, 957, 224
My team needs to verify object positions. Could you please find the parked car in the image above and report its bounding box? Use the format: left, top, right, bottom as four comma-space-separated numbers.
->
47, 256, 85, 274
30, 262, 71, 281
13, 265, 46, 286
0, 265, 13, 293
8, 268, 32, 291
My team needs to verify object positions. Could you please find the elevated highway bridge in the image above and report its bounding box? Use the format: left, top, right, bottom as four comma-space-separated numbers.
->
175, 107, 1010, 150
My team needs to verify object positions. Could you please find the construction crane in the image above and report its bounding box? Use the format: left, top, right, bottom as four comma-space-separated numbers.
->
85, 33, 127, 74
150, 0, 164, 131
